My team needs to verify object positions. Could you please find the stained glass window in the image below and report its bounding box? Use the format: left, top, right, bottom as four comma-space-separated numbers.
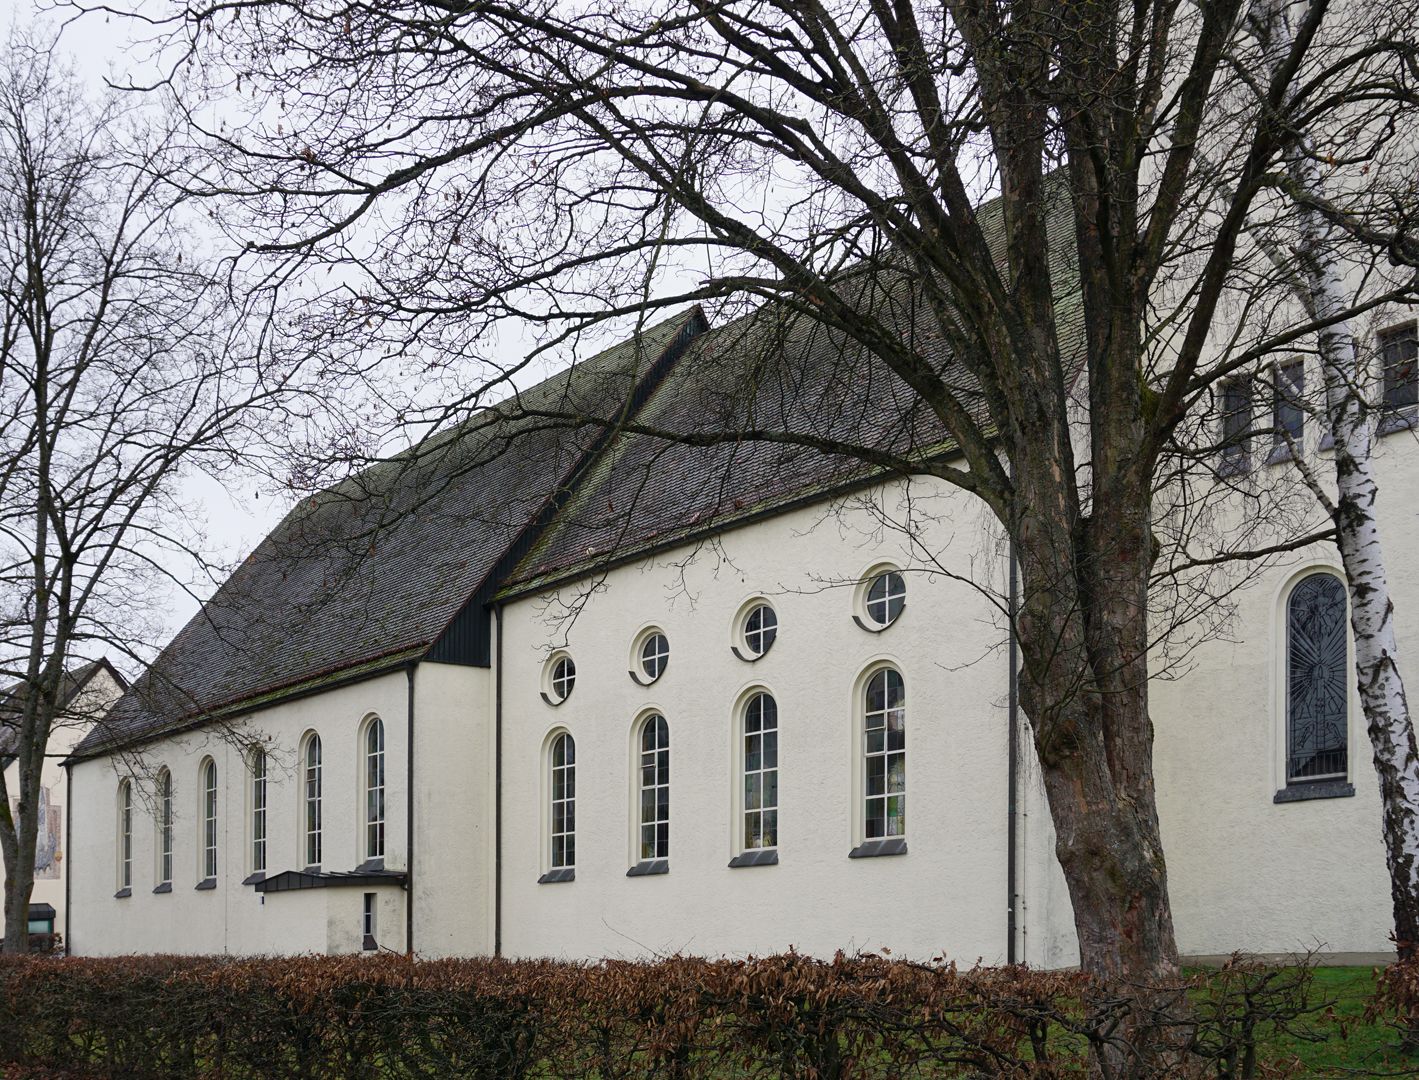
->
1286, 573, 1349, 782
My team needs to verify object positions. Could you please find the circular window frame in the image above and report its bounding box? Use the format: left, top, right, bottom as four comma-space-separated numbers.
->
854, 565, 907, 633
629, 627, 670, 686
541, 651, 577, 706
731, 598, 779, 662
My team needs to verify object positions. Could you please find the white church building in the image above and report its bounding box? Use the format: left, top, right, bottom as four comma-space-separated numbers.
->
62, 293, 1419, 966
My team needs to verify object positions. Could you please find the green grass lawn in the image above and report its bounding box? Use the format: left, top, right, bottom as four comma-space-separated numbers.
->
1223, 967, 1413, 1075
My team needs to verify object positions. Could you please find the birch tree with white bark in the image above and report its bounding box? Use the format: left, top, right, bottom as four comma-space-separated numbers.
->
1246, 0, 1419, 963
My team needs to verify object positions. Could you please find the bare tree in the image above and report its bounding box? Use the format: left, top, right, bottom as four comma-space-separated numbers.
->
0, 30, 321, 952
80, 0, 1419, 1004
1244, 0, 1419, 967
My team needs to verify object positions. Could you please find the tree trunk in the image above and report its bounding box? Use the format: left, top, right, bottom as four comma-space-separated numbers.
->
1251, 0, 1419, 965
1, 753, 39, 953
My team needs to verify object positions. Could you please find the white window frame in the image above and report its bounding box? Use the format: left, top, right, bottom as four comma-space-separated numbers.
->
631, 627, 670, 684
303, 732, 323, 869
549, 731, 576, 870
739, 690, 779, 852
250, 747, 267, 875
861, 665, 906, 841
156, 768, 173, 887
200, 759, 218, 881
364, 716, 385, 862
117, 779, 132, 891
740, 602, 779, 658
543, 652, 577, 705
634, 713, 670, 862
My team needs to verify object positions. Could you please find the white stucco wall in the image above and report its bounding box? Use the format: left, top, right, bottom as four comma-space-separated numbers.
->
1150, 427, 1419, 961
67, 671, 410, 956
497, 480, 1069, 965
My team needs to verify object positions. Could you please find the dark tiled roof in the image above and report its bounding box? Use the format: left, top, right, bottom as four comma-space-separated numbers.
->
72, 311, 701, 759
503, 191, 1082, 594
0, 659, 126, 762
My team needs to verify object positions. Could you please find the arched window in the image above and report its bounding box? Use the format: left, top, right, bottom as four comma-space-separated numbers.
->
742, 693, 778, 850
1286, 573, 1349, 783
156, 769, 173, 888
864, 669, 906, 839
303, 734, 323, 868
638, 715, 670, 861
117, 780, 132, 892
250, 748, 267, 875
200, 760, 218, 881
550, 732, 576, 870
364, 718, 385, 862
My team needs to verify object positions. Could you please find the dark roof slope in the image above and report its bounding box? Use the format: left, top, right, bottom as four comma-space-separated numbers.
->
503, 193, 1082, 594
0, 658, 127, 762
73, 312, 702, 758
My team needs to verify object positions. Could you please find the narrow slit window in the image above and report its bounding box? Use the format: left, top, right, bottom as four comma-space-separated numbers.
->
118, 780, 132, 891
1273, 360, 1305, 446
1221, 376, 1254, 468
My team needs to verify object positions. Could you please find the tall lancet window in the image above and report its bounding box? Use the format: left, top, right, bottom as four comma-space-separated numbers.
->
638, 715, 670, 861
304, 733, 323, 868
364, 718, 385, 862
156, 769, 173, 888
864, 668, 906, 839
117, 780, 132, 892
200, 760, 218, 881
550, 732, 575, 870
1286, 573, 1350, 783
250, 748, 267, 875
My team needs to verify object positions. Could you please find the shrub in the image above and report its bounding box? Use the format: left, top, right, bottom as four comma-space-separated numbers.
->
0, 951, 1347, 1079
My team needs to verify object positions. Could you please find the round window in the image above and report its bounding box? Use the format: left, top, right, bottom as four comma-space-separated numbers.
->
742, 603, 778, 657
639, 631, 670, 682
549, 655, 576, 702
865, 570, 906, 628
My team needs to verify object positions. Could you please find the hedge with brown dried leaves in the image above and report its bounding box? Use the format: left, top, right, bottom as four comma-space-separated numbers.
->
0, 951, 1365, 1079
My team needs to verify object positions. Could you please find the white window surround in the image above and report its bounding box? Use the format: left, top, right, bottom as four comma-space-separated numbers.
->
849, 662, 908, 858
539, 726, 578, 884
156, 768, 173, 888
629, 626, 670, 686
363, 716, 385, 863
302, 732, 323, 869
249, 747, 267, 877
199, 758, 218, 883
116, 779, 133, 894
542, 651, 577, 705
854, 564, 907, 632
1271, 565, 1357, 804
731, 598, 779, 661
729, 687, 780, 868
628, 710, 670, 873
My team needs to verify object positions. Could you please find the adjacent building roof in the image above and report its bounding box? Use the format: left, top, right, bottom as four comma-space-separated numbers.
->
0, 658, 127, 765
71, 311, 704, 759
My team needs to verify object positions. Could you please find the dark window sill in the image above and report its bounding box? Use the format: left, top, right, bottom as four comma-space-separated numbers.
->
538, 867, 576, 884
1379, 410, 1417, 437
851, 607, 903, 635
1265, 442, 1298, 466
849, 837, 907, 859
152, 883, 172, 895
195, 878, 217, 891
241, 872, 266, 886
113, 887, 131, 899
728, 849, 779, 868
1274, 780, 1355, 804
1216, 456, 1251, 479
626, 859, 669, 877
355, 858, 384, 873
362, 935, 378, 952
